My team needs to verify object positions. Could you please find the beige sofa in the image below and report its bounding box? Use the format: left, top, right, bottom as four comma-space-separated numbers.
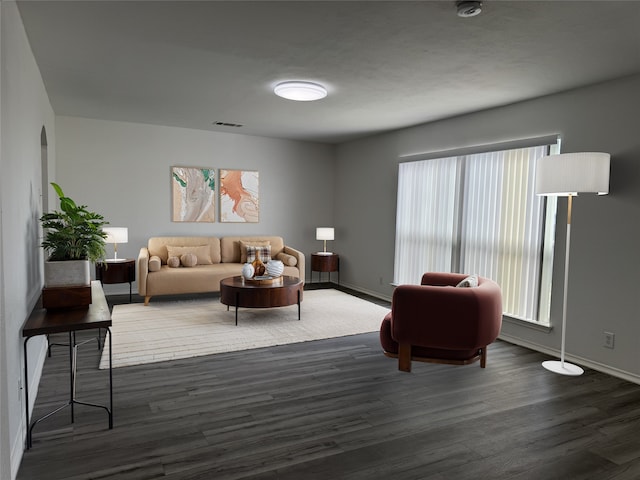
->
137, 236, 305, 305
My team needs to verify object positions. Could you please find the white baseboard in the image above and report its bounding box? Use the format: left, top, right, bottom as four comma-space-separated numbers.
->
499, 333, 640, 385
335, 281, 392, 303
12, 338, 48, 479
11, 430, 23, 480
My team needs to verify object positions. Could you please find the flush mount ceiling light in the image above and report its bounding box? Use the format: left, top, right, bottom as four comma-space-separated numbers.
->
274, 81, 327, 101
456, 0, 482, 17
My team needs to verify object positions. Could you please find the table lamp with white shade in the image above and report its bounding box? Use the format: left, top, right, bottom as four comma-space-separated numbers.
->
535, 152, 610, 376
103, 227, 128, 261
316, 227, 334, 255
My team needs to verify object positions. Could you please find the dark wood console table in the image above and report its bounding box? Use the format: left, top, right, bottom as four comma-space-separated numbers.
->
22, 281, 113, 449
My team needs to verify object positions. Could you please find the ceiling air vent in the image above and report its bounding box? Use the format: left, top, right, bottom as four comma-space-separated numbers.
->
213, 121, 243, 128
456, 1, 482, 17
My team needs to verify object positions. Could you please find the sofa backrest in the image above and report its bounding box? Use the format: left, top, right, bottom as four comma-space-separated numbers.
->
148, 237, 222, 264
220, 236, 285, 263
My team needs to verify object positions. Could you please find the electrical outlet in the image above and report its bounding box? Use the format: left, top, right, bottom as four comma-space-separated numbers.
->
604, 331, 615, 349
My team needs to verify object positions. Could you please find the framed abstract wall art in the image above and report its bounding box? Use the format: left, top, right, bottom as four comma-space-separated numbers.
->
171, 166, 216, 222
219, 169, 259, 223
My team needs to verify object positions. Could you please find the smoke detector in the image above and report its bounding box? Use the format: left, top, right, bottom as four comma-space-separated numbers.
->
457, 1, 482, 17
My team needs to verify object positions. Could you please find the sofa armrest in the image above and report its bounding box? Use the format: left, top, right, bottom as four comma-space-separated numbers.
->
283, 245, 305, 283
137, 247, 150, 296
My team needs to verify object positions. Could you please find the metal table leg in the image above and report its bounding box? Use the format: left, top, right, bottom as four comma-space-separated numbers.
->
24, 329, 113, 449
235, 292, 239, 326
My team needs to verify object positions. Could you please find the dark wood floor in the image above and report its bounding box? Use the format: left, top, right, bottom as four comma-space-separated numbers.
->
18, 288, 640, 479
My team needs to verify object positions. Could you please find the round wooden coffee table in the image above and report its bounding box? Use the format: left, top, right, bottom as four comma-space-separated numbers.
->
220, 275, 303, 325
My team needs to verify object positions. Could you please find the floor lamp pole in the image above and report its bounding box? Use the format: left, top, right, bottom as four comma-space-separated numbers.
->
542, 194, 584, 376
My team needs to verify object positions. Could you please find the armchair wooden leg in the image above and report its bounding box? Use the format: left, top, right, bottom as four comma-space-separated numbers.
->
480, 347, 487, 368
398, 343, 412, 372
144, 296, 151, 306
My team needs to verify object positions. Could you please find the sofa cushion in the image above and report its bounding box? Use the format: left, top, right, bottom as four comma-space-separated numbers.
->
167, 245, 213, 265
149, 255, 162, 272
180, 253, 198, 267
148, 237, 221, 264
276, 252, 297, 267
145, 263, 241, 297
246, 245, 272, 263
239, 240, 271, 263
167, 256, 181, 268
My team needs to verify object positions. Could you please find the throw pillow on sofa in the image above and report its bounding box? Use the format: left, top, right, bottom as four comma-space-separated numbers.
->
456, 274, 479, 288
167, 256, 181, 268
180, 253, 198, 267
246, 245, 272, 263
276, 252, 297, 267
240, 240, 271, 263
166, 245, 212, 265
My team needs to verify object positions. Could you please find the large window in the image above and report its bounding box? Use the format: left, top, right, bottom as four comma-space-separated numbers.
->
394, 141, 558, 324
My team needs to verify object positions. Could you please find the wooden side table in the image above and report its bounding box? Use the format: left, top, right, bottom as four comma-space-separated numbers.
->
96, 258, 135, 302
310, 253, 340, 284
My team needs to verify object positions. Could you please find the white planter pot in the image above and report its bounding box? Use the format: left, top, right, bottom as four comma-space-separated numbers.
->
44, 260, 91, 287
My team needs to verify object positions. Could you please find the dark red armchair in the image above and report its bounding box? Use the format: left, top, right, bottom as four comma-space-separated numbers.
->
380, 272, 503, 372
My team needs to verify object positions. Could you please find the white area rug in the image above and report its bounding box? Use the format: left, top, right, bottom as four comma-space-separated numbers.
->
99, 289, 390, 369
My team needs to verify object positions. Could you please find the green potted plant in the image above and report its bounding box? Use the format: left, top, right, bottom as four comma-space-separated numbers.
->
40, 183, 108, 306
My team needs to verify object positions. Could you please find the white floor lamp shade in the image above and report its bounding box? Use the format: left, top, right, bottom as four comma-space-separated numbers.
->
535, 152, 610, 376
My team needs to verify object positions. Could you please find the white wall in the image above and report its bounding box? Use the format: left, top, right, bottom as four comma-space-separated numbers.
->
335, 74, 640, 382
1, 2, 56, 478
55, 116, 336, 295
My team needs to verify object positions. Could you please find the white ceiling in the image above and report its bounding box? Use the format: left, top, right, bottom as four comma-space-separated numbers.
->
16, 1, 640, 144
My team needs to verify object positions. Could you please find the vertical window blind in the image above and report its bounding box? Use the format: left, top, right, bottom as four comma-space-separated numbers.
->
394, 143, 556, 323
